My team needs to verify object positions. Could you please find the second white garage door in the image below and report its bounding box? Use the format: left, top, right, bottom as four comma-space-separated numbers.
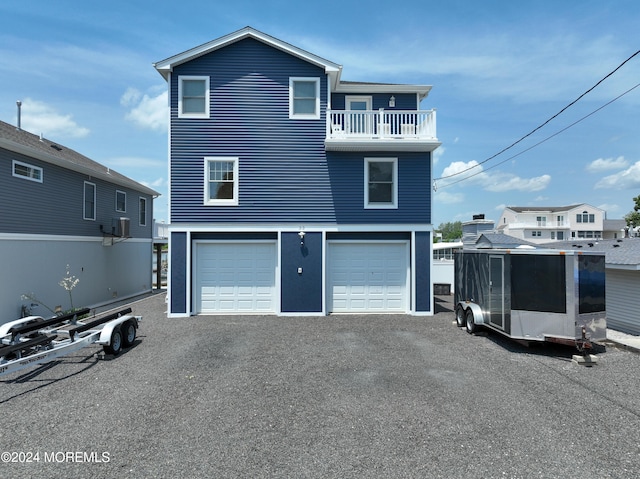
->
194, 241, 276, 314
327, 242, 409, 313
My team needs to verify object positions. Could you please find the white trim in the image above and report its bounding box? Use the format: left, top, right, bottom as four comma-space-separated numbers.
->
364, 158, 398, 209
167, 72, 173, 224
345, 95, 372, 110
83, 181, 96, 221
116, 190, 127, 213
178, 75, 210, 119
168, 223, 433, 233
203, 157, 239, 206
289, 77, 320, 119
12, 159, 43, 183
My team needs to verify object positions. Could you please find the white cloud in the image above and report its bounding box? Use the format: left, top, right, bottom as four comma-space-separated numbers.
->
18, 98, 89, 138
433, 146, 445, 165
123, 89, 167, 132
485, 173, 551, 192
595, 161, 640, 189
598, 203, 620, 215
438, 160, 550, 193
105, 156, 165, 169
141, 177, 165, 189
435, 191, 464, 204
495, 203, 506, 211
587, 156, 629, 172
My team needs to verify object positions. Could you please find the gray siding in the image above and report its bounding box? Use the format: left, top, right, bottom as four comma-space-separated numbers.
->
606, 269, 640, 335
1, 148, 153, 238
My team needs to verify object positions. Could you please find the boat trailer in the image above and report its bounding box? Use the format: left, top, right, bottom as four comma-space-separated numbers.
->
0, 307, 140, 377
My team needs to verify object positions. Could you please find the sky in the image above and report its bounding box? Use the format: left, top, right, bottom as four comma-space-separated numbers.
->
1, 0, 639, 228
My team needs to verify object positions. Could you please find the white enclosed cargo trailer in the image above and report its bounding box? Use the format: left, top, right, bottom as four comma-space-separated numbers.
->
454, 249, 606, 350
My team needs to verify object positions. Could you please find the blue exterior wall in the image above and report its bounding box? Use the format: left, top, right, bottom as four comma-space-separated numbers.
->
415, 231, 432, 312
1, 148, 153, 238
281, 232, 323, 313
331, 93, 419, 111
170, 231, 188, 314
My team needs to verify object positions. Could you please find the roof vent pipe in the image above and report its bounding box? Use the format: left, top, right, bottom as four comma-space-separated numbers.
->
16, 100, 22, 130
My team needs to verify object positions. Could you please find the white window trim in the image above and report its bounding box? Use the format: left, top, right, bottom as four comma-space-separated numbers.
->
204, 157, 239, 206
289, 77, 320, 119
83, 181, 96, 221
12, 160, 43, 183
364, 158, 398, 209
116, 190, 127, 213
178, 75, 210, 119
139, 197, 147, 226
345, 95, 372, 111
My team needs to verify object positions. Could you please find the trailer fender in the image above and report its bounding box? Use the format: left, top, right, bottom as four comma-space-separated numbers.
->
0, 316, 44, 338
456, 302, 486, 325
96, 315, 137, 346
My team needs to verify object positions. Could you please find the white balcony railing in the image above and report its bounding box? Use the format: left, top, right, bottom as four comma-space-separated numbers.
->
327, 109, 437, 140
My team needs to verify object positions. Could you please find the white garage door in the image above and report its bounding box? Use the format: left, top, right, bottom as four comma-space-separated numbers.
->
194, 242, 276, 313
327, 242, 409, 313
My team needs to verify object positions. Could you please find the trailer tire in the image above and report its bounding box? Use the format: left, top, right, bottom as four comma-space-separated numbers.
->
121, 320, 136, 348
103, 327, 122, 356
465, 309, 477, 334
455, 306, 466, 327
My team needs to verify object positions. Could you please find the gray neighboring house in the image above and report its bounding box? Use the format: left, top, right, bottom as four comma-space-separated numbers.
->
0, 119, 159, 323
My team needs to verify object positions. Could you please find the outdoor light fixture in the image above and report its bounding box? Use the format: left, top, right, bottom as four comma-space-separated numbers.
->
389, 95, 395, 107
298, 231, 305, 245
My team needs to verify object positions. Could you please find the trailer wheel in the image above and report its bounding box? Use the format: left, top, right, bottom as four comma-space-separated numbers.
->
455, 306, 466, 327
465, 309, 477, 334
103, 327, 122, 356
121, 320, 136, 348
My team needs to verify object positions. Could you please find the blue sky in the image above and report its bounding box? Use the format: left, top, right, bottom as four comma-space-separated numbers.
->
1, 0, 639, 228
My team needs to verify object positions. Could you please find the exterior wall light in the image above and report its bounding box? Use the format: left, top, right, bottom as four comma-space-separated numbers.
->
298, 231, 305, 245
389, 95, 395, 108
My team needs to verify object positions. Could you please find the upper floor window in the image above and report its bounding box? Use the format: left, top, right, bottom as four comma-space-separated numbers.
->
204, 157, 238, 206
116, 190, 126, 212
576, 211, 595, 223
536, 216, 546, 227
84, 181, 96, 220
289, 77, 320, 119
178, 76, 210, 118
365, 158, 397, 209
13, 160, 43, 183
139, 197, 147, 226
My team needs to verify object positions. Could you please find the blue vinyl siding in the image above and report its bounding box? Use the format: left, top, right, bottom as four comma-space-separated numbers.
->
415, 231, 432, 312
281, 232, 323, 313
170, 231, 188, 314
1, 148, 153, 238
331, 93, 419, 111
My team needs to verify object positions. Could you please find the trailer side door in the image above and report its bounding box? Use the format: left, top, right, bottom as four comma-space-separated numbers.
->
489, 255, 505, 329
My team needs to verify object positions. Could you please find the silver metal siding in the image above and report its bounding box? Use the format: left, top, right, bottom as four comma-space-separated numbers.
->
606, 269, 640, 335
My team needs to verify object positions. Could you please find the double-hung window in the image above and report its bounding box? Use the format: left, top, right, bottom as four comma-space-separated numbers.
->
84, 181, 96, 220
13, 160, 43, 183
116, 190, 126, 213
178, 76, 210, 118
204, 157, 238, 205
289, 78, 320, 119
365, 158, 398, 209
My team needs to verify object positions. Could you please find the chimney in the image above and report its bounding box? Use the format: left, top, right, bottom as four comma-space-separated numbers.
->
16, 100, 22, 130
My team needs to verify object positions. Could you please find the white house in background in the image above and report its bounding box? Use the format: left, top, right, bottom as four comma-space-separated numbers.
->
496, 204, 612, 244
432, 241, 463, 294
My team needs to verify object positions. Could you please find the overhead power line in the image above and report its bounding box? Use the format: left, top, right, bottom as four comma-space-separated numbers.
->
433, 48, 640, 186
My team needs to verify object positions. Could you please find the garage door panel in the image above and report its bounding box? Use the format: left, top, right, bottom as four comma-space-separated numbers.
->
328, 242, 408, 313
195, 242, 276, 313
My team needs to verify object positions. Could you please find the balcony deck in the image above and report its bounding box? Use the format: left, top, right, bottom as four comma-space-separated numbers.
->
325, 109, 440, 152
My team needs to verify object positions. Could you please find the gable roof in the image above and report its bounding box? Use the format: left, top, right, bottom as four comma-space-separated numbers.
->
153, 27, 433, 100
154, 26, 343, 88
475, 233, 537, 249
0, 120, 159, 197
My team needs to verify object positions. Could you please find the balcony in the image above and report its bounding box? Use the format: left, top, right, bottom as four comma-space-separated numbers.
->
325, 109, 440, 152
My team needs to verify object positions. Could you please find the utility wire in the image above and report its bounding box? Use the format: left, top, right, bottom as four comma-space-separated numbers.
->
435, 81, 640, 190
433, 48, 640, 184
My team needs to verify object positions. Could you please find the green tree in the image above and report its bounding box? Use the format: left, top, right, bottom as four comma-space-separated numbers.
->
624, 195, 640, 230
436, 221, 463, 242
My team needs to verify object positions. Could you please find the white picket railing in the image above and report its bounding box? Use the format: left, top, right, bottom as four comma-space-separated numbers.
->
326, 109, 437, 140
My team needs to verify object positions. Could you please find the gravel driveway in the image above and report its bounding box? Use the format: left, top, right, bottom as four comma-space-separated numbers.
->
2, 292, 640, 478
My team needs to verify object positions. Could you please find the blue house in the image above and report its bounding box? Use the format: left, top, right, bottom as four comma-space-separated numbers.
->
154, 27, 440, 317
0, 118, 159, 323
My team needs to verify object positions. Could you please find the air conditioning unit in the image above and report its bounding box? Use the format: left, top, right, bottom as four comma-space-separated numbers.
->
112, 217, 130, 238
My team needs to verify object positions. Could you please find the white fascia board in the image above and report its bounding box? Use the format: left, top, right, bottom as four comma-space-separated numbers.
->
154, 26, 342, 82
168, 223, 433, 233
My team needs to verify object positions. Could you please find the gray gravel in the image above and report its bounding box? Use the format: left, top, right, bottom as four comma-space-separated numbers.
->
2, 293, 640, 478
